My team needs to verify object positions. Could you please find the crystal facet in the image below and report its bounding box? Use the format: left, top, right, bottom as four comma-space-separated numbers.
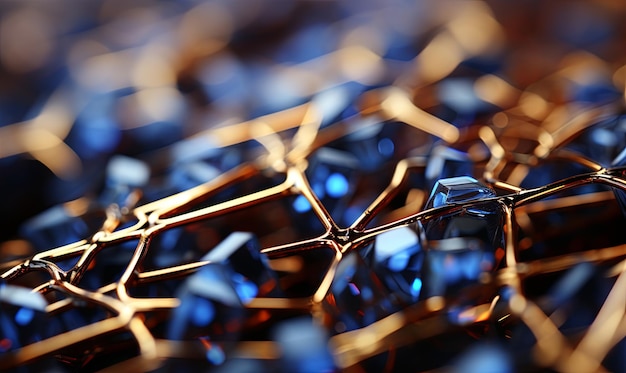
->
0, 284, 47, 351
362, 224, 425, 303
422, 177, 503, 308
324, 251, 400, 332
297, 147, 359, 226
425, 176, 496, 209
168, 232, 278, 341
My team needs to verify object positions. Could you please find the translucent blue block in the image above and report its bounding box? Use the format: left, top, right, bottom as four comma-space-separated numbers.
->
168, 263, 246, 342
425, 147, 474, 190
20, 204, 107, 252
202, 232, 278, 297
0, 284, 47, 352
69, 94, 121, 159
422, 178, 503, 304
297, 147, 359, 226
324, 252, 399, 332
272, 317, 336, 373
100, 155, 150, 208
326, 121, 399, 172
565, 114, 626, 168
421, 237, 495, 300
360, 224, 425, 303
425, 176, 496, 210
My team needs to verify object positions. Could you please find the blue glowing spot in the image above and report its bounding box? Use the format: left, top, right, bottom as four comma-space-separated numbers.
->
343, 206, 362, 226
14, 308, 35, 326
591, 128, 617, 147
348, 282, 360, 296
411, 278, 422, 297
388, 252, 410, 272
191, 298, 215, 327
77, 117, 121, 155
454, 344, 512, 373
312, 182, 326, 199
377, 138, 395, 157
360, 287, 373, 302
232, 274, 258, 304
325, 173, 349, 198
293, 195, 312, 213
205, 345, 226, 365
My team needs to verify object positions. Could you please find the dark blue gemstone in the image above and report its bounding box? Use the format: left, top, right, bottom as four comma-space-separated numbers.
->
324, 251, 400, 332
99, 155, 150, 207
168, 232, 278, 343
565, 114, 626, 168
421, 237, 494, 300
425, 176, 496, 209
272, 23, 336, 64
360, 224, 425, 303
168, 263, 246, 342
573, 82, 621, 104
422, 177, 503, 303
68, 94, 121, 160
0, 285, 69, 371
327, 120, 428, 172
0, 284, 47, 352
296, 147, 359, 226
202, 232, 278, 297
19, 204, 107, 252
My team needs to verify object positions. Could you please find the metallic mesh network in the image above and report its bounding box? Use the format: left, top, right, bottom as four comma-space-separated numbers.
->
2, 0, 626, 372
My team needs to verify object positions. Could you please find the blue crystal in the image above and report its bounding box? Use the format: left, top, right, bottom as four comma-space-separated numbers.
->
425, 176, 496, 209
421, 178, 503, 304
69, 94, 121, 159
422, 237, 494, 299
361, 224, 425, 303
325, 251, 399, 331
0, 284, 47, 351
565, 114, 626, 168
100, 155, 150, 207
297, 147, 359, 226
19, 204, 107, 252
202, 232, 277, 295
438, 78, 489, 116
327, 121, 415, 171
168, 263, 246, 342
168, 232, 278, 343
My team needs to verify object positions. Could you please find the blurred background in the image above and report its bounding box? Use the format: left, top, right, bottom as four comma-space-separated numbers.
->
1, 0, 625, 242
